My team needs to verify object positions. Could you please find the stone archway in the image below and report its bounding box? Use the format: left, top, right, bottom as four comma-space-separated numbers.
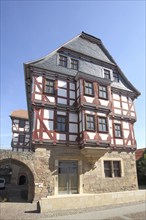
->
0, 153, 35, 202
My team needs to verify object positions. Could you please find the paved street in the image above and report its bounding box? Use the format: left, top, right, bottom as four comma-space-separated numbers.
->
0, 201, 146, 220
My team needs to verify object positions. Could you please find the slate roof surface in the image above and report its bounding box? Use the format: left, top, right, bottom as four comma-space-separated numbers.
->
10, 110, 28, 119
24, 32, 140, 97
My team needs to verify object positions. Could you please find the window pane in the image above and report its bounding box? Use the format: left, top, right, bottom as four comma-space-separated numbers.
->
19, 120, 25, 128
99, 86, 107, 99
57, 116, 66, 132
98, 117, 107, 132
104, 161, 112, 177
113, 161, 121, 177
114, 124, 122, 137
59, 55, 67, 67
104, 70, 110, 79
19, 135, 25, 143
86, 115, 95, 130
45, 80, 54, 94
71, 59, 78, 70
113, 73, 119, 82
46, 86, 54, 94
84, 82, 93, 95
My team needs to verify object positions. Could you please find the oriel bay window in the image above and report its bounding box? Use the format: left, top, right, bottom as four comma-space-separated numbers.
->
99, 85, 108, 99
84, 81, 94, 96
114, 124, 122, 138
44, 79, 55, 95
104, 160, 121, 177
98, 117, 108, 132
85, 115, 95, 131
57, 115, 66, 132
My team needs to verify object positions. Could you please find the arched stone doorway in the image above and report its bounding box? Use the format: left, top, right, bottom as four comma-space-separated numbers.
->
0, 158, 34, 202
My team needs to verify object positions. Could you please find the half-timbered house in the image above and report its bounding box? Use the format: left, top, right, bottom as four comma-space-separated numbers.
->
23, 32, 140, 195
10, 110, 31, 152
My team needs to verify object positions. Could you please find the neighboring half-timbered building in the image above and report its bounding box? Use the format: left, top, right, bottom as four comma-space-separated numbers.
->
23, 32, 140, 195
10, 110, 31, 152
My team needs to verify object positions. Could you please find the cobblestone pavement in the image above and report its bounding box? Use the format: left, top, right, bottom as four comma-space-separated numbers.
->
0, 201, 145, 220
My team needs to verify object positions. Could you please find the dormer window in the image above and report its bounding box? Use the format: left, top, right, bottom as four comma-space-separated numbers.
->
59, 55, 67, 67
113, 73, 119, 82
71, 59, 78, 70
104, 69, 110, 80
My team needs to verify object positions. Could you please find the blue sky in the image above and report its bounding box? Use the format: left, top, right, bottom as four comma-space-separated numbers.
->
1, 1, 145, 149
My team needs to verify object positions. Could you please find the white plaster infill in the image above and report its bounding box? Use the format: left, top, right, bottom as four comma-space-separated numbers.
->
39, 190, 146, 213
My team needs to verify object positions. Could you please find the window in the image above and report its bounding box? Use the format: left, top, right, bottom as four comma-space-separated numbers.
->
99, 85, 108, 99
57, 115, 66, 132
98, 117, 108, 132
104, 69, 110, 80
45, 79, 55, 94
114, 124, 122, 138
84, 81, 94, 96
113, 161, 121, 177
19, 134, 25, 143
85, 115, 95, 131
19, 120, 25, 128
104, 161, 121, 177
113, 73, 119, 82
71, 59, 78, 70
59, 55, 67, 67
104, 161, 112, 177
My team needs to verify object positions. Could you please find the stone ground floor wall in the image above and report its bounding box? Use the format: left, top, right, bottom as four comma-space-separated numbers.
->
83, 150, 138, 193
0, 148, 138, 202
33, 146, 138, 199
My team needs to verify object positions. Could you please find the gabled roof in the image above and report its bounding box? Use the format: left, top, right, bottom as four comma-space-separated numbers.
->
10, 110, 28, 119
24, 32, 115, 66
24, 31, 140, 97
